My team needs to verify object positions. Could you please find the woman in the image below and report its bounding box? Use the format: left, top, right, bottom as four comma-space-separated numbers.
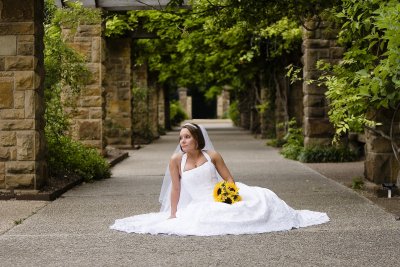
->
110, 123, 329, 236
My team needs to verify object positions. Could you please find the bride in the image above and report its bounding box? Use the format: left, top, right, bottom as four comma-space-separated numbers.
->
110, 123, 329, 236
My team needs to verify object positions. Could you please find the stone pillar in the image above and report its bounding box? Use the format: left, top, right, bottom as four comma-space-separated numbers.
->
148, 78, 159, 139
157, 85, 165, 130
0, 0, 46, 190
62, 23, 106, 152
104, 38, 132, 148
364, 109, 399, 184
131, 63, 159, 144
302, 20, 343, 147
178, 87, 191, 119
217, 87, 230, 119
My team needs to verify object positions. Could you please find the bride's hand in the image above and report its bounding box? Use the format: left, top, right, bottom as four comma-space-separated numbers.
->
168, 215, 176, 219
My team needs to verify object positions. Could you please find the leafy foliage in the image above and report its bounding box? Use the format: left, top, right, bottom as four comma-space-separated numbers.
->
298, 146, 357, 163
44, 0, 110, 181
280, 119, 304, 160
170, 100, 188, 126
105, 2, 303, 131
228, 100, 240, 126
47, 135, 111, 182
317, 0, 400, 141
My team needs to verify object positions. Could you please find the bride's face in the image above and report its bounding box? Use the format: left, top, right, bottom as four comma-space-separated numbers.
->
180, 128, 197, 152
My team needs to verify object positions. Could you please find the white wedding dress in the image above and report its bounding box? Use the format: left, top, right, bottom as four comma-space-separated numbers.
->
110, 151, 329, 236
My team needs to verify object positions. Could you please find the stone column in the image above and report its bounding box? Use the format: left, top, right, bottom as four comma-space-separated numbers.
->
157, 85, 165, 130
0, 0, 46, 190
104, 38, 132, 148
178, 87, 192, 119
364, 109, 399, 184
302, 21, 344, 147
217, 86, 230, 119
62, 23, 106, 152
131, 63, 159, 144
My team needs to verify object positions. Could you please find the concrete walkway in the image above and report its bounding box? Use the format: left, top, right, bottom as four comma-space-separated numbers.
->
1, 121, 399, 266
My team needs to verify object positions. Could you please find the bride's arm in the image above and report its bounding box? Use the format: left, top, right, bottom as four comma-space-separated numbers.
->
208, 150, 235, 183
169, 154, 181, 218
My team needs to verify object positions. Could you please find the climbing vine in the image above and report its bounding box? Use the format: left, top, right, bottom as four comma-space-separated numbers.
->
317, 0, 400, 141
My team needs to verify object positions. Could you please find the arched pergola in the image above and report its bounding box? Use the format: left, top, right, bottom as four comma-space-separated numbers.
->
0, 0, 393, 191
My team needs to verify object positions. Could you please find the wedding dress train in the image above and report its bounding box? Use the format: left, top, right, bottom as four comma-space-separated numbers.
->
110, 151, 329, 236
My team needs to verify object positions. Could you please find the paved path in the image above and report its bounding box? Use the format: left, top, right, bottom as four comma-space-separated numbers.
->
1, 121, 399, 266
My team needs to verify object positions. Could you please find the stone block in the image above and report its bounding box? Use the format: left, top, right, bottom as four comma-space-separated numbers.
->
67, 42, 91, 60
0, 109, 25, 119
78, 120, 101, 140
16, 131, 34, 160
0, 132, 16, 146
364, 152, 398, 184
9, 147, 17, 160
303, 94, 326, 108
365, 131, 392, 153
15, 71, 34, 90
0, 36, 17, 56
71, 108, 89, 119
5, 56, 34, 70
0, 162, 5, 174
80, 96, 102, 107
0, 79, 13, 108
24, 90, 35, 118
89, 108, 102, 119
6, 161, 35, 174
302, 39, 330, 49
77, 25, 102, 36
0, 147, 10, 160
0, 1, 34, 21
18, 36, 34, 42
5, 174, 34, 188
0, 119, 34, 130
303, 118, 334, 137
0, 57, 4, 71
84, 85, 101, 96
0, 22, 34, 35
304, 107, 326, 117
14, 91, 24, 108
304, 137, 332, 147
303, 81, 327, 94
17, 42, 34, 56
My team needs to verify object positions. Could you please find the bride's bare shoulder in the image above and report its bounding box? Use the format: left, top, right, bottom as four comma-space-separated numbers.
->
170, 152, 183, 164
204, 150, 221, 160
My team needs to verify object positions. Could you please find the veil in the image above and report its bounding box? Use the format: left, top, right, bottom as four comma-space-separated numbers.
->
159, 124, 221, 212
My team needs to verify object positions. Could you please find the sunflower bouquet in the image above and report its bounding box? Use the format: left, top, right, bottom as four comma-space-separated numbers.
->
213, 181, 242, 204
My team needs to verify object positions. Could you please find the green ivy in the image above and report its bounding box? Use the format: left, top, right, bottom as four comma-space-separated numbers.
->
44, 0, 110, 181
317, 0, 400, 141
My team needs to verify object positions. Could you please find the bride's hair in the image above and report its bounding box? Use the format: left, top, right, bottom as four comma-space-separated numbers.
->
181, 123, 205, 150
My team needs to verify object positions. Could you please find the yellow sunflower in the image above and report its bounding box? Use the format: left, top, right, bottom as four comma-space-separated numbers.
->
213, 181, 241, 204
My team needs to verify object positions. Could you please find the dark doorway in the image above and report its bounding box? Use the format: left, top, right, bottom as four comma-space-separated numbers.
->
191, 88, 216, 119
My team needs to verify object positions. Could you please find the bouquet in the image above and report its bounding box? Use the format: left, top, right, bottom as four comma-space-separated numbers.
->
213, 181, 242, 204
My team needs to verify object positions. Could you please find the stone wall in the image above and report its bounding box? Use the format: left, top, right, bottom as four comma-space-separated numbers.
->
302, 21, 344, 147
104, 38, 132, 147
0, 0, 46, 189
62, 23, 106, 152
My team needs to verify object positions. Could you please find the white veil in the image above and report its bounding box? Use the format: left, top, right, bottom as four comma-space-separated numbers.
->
159, 124, 220, 212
